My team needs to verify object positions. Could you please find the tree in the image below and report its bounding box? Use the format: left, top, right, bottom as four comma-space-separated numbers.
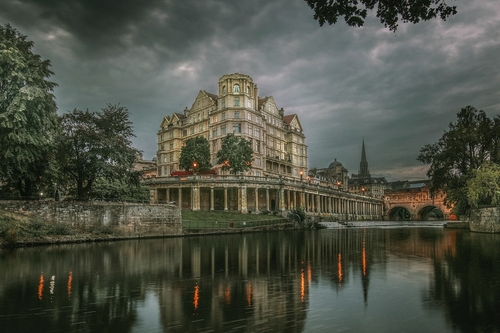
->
56, 104, 140, 200
216, 133, 253, 175
0, 24, 59, 197
179, 136, 211, 173
305, 0, 457, 32
417, 106, 499, 216
466, 162, 500, 209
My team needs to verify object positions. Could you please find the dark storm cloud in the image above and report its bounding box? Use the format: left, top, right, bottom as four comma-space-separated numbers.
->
1, 0, 499, 181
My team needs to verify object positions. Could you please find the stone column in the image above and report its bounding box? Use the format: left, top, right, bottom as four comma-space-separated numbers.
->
178, 187, 182, 209
224, 187, 228, 211
255, 188, 259, 213
210, 187, 214, 211
240, 184, 248, 214
279, 187, 285, 213
266, 188, 270, 211
192, 185, 200, 211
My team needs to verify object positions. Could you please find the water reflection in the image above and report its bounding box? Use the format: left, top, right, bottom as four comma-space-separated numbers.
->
0, 228, 499, 332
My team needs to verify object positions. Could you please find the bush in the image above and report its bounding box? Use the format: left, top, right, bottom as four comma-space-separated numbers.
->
49, 224, 73, 235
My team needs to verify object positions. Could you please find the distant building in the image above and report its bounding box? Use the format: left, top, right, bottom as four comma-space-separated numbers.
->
349, 140, 388, 198
134, 153, 157, 178
156, 73, 308, 178
308, 159, 349, 190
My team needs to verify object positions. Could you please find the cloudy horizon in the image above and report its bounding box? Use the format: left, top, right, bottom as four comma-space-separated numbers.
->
2, 0, 499, 181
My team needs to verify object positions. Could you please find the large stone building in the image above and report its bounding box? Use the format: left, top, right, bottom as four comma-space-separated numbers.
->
145, 74, 383, 219
156, 73, 308, 178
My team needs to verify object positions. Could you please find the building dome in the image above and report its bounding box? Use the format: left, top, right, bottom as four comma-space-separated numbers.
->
328, 159, 343, 169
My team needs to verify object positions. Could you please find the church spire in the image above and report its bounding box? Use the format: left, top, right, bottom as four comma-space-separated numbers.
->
359, 139, 370, 178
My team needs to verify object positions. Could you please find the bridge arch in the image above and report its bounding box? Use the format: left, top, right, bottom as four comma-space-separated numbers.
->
388, 206, 411, 221
417, 205, 444, 221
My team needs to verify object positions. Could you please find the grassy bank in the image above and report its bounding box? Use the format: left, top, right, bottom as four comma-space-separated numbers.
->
0, 210, 118, 247
182, 210, 289, 230
1, 209, 292, 247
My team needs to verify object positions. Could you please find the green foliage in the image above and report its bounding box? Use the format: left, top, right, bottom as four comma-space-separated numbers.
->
89, 178, 150, 202
0, 24, 59, 196
305, 0, 457, 32
288, 206, 306, 225
216, 133, 253, 175
179, 136, 212, 172
467, 162, 500, 208
418, 106, 500, 216
56, 104, 140, 200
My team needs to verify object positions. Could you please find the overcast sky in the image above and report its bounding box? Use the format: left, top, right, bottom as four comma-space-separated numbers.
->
2, 0, 499, 181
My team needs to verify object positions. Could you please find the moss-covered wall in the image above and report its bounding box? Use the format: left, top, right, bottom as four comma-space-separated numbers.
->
0, 201, 182, 237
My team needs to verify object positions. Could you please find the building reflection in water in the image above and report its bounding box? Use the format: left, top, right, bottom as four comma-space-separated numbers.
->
1, 228, 500, 332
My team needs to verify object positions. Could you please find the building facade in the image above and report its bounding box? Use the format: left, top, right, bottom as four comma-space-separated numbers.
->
156, 73, 308, 179
145, 74, 383, 219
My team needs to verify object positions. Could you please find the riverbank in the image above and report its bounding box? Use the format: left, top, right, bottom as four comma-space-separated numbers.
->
0, 209, 293, 248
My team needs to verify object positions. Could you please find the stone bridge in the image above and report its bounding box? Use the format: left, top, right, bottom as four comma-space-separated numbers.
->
383, 185, 456, 221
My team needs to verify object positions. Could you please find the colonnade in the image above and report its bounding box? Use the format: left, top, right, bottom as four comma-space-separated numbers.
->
146, 175, 383, 220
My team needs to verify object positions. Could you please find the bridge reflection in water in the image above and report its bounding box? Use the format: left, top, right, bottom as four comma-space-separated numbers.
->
0, 228, 499, 332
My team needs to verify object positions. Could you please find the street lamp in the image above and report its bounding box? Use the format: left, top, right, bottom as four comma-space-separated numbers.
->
192, 161, 198, 176
299, 170, 303, 182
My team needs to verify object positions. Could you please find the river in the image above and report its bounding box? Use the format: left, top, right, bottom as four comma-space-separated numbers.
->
1, 226, 499, 332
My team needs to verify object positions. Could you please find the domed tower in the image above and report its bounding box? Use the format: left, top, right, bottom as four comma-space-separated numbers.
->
327, 159, 348, 189
218, 73, 258, 112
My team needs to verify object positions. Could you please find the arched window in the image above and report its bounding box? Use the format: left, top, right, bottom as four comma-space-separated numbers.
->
222, 85, 226, 94
233, 84, 240, 93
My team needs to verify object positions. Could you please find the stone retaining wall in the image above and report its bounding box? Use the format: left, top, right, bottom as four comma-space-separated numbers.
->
469, 207, 500, 233
0, 200, 182, 237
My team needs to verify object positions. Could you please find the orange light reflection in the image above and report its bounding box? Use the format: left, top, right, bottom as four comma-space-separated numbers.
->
224, 285, 231, 305
38, 274, 44, 300
193, 284, 199, 310
246, 282, 252, 306
67, 271, 73, 300
300, 268, 305, 302
337, 253, 343, 284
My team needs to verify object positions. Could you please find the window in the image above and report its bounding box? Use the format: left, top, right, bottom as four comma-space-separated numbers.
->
222, 86, 226, 94
247, 112, 251, 120
212, 128, 218, 137
255, 128, 260, 139
248, 125, 253, 136
170, 154, 174, 162
233, 123, 241, 133
160, 144, 164, 151
197, 113, 201, 121
221, 125, 226, 135
212, 115, 218, 123
190, 127, 194, 134
163, 155, 167, 163
183, 130, 187, 137
169, 131, 173, 138
221, 112, 226, 120
234, 97, 240, 107
160, 134, 164, 141
199, 124, 203, 131
247, 100, 252, 108
234, 111, 240, 119
233, 84, 240, 93
169, 143, 174, 150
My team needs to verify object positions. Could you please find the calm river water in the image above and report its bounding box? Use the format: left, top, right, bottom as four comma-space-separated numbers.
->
1, 226, 500, 332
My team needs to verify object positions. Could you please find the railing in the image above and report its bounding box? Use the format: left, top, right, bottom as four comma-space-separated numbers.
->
183, 218, 289, 230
